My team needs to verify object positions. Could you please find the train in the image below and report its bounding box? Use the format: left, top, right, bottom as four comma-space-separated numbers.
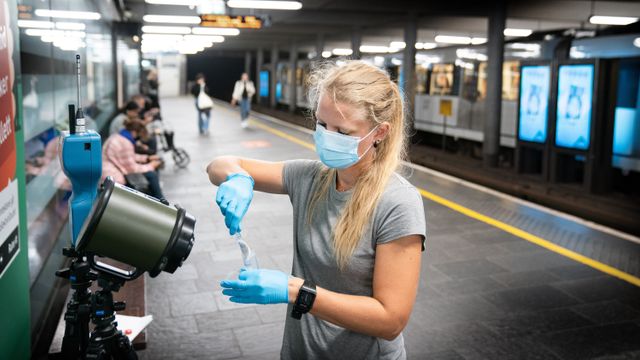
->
262, 31, 640, 175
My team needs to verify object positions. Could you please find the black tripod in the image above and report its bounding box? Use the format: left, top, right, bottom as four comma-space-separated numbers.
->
55, 247, 96, 359
85, 273, 137, 360
55, 248, 138, 359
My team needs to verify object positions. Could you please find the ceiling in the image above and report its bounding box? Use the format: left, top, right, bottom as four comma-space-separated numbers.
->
123, 0, 640, 53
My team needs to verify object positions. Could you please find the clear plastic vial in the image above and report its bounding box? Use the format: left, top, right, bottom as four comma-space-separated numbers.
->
233, 232, 259, 269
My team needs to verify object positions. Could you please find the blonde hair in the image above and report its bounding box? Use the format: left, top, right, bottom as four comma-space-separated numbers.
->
306, 60, 407, 270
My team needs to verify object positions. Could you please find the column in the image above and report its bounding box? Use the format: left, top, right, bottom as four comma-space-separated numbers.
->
351, 27, 362, 59
315, 33, 325, 60
244, 51, 251, 74
483, 1, 506, 167
255, 47, 263, 104
270, 44, 278, 108
289, 41, 297, 113
403, 12, 417, 130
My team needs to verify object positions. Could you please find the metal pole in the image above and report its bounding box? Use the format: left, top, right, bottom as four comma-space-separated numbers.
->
270, 44, 278, 108
403, 12, 417, 130
255, 48, 263, 104
351, 27, 362, 59
289, 41, 297, 113
483, 1, 506, 167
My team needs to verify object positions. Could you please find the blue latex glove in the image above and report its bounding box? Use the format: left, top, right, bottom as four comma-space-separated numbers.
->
216, 173, 254, 235
220, 268, 289, 304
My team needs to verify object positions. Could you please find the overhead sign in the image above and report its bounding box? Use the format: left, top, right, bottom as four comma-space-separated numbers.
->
518, 65, 550, 143
199, 14, 262, 29
555, 64, 595, 150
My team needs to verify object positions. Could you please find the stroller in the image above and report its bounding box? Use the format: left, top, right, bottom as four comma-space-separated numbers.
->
151, 120, 190, 168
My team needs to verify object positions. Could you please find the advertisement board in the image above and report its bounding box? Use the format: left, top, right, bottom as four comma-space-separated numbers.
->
518, 65, 550, 143
555, 64, 595, 150
259, 70, 269, 98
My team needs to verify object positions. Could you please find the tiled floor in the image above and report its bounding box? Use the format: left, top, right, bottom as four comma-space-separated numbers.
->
138, 97, 640, 360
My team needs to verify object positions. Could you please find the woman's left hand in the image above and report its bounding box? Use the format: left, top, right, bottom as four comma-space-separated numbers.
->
220, 268, 289, 304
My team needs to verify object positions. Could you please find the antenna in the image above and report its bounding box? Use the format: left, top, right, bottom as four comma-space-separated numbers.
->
75, 54, 86, 133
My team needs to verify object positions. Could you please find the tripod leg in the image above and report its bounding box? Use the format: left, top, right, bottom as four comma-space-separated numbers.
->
114, 332, 138, 360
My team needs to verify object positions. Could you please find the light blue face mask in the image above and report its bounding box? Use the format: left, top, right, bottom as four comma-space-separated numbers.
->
313, 123, 378, 169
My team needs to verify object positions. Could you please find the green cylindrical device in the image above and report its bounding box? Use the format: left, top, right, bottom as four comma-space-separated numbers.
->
76, 177, 195, 278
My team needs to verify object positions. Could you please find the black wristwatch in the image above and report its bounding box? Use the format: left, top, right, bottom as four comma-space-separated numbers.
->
291, 280, 317, 320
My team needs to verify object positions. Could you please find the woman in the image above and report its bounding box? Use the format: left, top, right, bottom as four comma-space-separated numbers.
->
230, 72, 255, 128
102, 119, 164, 199
207, 61, 426, 359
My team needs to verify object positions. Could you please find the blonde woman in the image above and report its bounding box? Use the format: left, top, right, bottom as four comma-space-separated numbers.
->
207, 61, 426, 359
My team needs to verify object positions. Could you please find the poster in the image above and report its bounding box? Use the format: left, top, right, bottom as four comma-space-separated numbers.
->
518, 65, 550, 143
259, 70, 269, 98
555, 64, 594, 150
0, 0, 19, 279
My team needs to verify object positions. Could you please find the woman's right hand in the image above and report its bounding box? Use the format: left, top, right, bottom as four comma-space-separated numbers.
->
216, 173, 254, 235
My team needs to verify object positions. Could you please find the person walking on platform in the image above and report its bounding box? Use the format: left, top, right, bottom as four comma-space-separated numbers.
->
207, 61, 426, 360
230, 72, 255, 128
191, 73, 214, 135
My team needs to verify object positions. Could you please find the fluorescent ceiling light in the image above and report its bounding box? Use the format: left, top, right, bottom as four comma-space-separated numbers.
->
17, 20, 53, 28
34, 9, 101, 20
415, 42, 437, 50
435, 35, 472, 44
504, 28, 532, 37
332, 48, 353, 56
227, 0, 302, 10
55, 22, 86, 30
321, 51, 332, 58
510, 43, 540, 51
142, 25, 191, 34
184, 34, 224, 43
360, 45, 390, 53
192, 27, 240, 36
145, 0, 200, 5
471, 37, 487, 45
25, 29, 85, 38
389, 41, 406, 49
143, 14, 201, 24
589, 15, 638, 26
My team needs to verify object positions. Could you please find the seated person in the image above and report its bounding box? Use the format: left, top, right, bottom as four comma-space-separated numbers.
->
109, 101, 141, 135
102, 119, 164, 200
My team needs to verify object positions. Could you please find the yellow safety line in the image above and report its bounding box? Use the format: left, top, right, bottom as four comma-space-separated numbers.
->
248, 118, 640, 287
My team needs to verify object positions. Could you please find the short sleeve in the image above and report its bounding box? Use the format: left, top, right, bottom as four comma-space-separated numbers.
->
282, 159, 322, 199
374, 184, 427, 251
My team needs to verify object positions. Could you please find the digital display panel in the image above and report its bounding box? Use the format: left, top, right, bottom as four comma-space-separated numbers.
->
555, 64, 595, 150
518, 65, 550, 143
259, 70, 269, 98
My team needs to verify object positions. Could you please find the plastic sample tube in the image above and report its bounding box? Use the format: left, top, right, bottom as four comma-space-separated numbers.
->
233, 232, 259, 269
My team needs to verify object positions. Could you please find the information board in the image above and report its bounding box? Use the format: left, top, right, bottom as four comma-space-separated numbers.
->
518, 65, 550, 143
555, 64, 595, 150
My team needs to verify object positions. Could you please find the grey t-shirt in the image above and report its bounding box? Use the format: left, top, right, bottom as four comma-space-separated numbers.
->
281, 160, 427, 360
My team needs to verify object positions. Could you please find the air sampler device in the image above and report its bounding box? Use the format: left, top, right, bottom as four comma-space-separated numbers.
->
54, 55, 196, 359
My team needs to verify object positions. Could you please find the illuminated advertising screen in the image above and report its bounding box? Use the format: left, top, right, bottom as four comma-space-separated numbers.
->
259, 70, 269, 98
555, 64, 595, 150
518, 65, 550, 143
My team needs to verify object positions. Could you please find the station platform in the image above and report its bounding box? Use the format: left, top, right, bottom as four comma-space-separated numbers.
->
138, 96, 640, 360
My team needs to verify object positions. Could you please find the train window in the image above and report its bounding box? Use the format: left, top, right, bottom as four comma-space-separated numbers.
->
429, 64, 454, 95
415, 66, 429, 95
477, 61, 521, 101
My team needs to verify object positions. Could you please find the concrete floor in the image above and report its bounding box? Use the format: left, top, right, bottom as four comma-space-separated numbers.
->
138, 96, 640, 360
